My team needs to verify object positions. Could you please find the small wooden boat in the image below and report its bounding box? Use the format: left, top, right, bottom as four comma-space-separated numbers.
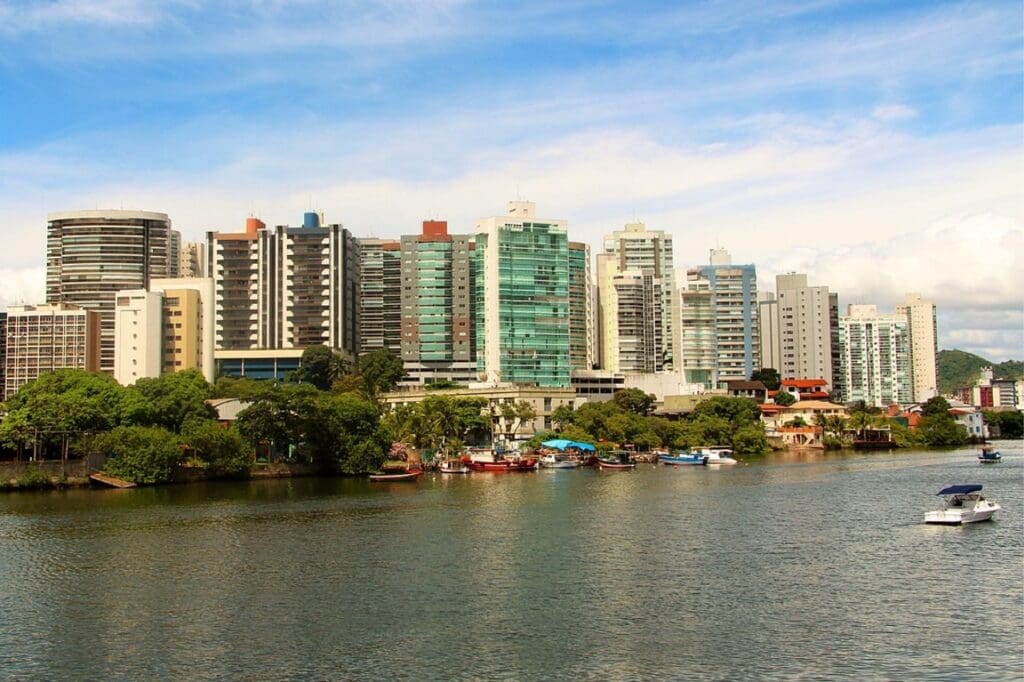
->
462, 456, 538, 472
369, 467, 423, 482
597, 458, 636, 470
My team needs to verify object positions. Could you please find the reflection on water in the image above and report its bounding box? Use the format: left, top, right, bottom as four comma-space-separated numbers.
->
1, 443, 1021, 680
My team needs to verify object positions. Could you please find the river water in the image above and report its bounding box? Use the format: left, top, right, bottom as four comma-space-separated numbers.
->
1, 443, 1021, 680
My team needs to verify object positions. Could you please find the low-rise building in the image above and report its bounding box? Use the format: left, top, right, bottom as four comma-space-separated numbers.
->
382, 382, 579, 446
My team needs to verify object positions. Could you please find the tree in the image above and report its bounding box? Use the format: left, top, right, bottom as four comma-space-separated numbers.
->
612, 388, 656, 416
499, 401, 537, 444
182, 421, 252, 477
750, 368, 781, 391
128, 369, 215, 433
297, 346, 346, 391
774, 391, 796, 407
0, 370, 127, 459
551, 404, 575, 431
921, 396, 952, 418
358, 349, 405, 400
692, 396, 760, 424
983, 410, 1023, 439
95, 425, 183, 484
732, 424, 769, 455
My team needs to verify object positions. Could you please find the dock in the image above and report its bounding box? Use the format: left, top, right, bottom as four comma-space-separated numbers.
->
89, 472, 137, 488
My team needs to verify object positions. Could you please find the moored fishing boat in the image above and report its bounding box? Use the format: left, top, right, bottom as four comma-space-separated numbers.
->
461, 451, 538, 472
369, 467, 424, 482
658, 452, 706, 465
539, 453, 579, 469
597, 450, 636, 470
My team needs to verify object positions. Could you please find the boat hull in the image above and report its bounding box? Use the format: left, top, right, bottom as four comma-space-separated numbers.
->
540, 461, 579, 469
925, 503, 1001, 525
597, 460, 636, 470
463, 459, 538, 472
369, 470, 423, 482
658, 454, 705, 465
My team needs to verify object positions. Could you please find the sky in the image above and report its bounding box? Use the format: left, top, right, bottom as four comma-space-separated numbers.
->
0, 0, 1021, 361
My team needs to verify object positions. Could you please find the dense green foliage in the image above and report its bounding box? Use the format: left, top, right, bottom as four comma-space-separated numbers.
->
750, 368, 781, 391
182, 421, 252, 476
357, 349, 406, 399
296, 346, 348, 391
234, 384, 388, 473
983, 410, 1023, 439
127, 369, 215, 432
611, 388, 656, 416
528, 393, 768, 456
773, 391, 796, 406
94, 425, 183, 484
937, 349, 1022, 394
382, 395, 490, 456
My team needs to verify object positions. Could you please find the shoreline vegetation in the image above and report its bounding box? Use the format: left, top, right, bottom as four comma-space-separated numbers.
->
1, 348, 1020, 492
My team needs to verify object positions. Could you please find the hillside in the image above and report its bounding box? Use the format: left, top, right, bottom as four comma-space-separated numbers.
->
937, 349, 1023, 394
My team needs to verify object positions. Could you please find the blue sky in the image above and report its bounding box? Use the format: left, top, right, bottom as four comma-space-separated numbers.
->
0, 0, 1021, 359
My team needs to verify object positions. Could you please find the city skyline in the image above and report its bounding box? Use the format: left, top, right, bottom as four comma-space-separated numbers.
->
0, 1, 1021, 360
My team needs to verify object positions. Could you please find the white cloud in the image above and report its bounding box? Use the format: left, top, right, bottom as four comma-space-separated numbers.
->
872, 104, 917, 122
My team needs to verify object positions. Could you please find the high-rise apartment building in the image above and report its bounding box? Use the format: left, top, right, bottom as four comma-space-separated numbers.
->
0, 312, 7, 397
836, 304, 912, 407
757, 291, 781, 372
895, 293, 938, 402
178, 241, 206, 278
46, 209, 174, 373
605, 269, 664, 374
207, 217, 264, 350
474, 201, 570, 387
207, 213, 359, 357
169, 230, 182, 277
597, 222, 674, 372
398, 221, 477, 384
675, 249, 759, 386
259, 212, 359, 353
3, 304, 101, 399
775, 273, 838, 388
357, 238, 402, 356
114, 278, 216, 385
568, 241, 594, 371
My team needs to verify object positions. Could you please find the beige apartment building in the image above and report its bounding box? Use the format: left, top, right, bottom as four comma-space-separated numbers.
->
895, 293, 938, 402
3, 303, 101, 399
775, 273, 838, 389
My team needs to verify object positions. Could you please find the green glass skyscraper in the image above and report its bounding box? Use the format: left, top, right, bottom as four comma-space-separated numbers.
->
474, 201, 570, 387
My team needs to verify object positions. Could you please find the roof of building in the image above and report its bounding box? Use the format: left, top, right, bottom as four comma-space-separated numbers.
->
789, 400, 846, 411
781, 378, 829, 389
725, 380, 767, 391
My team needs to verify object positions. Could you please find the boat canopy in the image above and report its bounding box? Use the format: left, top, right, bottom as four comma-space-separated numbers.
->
541, 439, 596, 452
937, 484, 983, 496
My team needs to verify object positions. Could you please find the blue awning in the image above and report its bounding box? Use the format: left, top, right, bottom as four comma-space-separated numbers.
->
542, 439, 596, 452
937, 484, 982, 495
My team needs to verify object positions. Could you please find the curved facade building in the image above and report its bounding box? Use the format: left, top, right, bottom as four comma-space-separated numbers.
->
46, 209, 175, 373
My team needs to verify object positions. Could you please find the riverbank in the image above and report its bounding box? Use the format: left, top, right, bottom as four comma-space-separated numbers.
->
0, 459, 327, 492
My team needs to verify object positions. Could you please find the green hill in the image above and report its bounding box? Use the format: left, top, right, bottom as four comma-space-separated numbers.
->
938, 349, 1023, 394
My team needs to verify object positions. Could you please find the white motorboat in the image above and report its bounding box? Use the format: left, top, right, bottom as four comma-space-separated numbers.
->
924, 484, 1001, 525
691, 446, 738, 465
539, 453, 579, 469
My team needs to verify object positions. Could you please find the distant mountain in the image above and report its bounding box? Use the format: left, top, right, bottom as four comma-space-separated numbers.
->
937, 349, 1023, 394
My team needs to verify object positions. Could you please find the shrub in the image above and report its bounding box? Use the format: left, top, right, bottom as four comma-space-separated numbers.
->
97, 426, 183, 484
15, 469, 52, 489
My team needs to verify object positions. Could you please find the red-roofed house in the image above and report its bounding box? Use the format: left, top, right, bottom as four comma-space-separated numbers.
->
780, 378, 831, 401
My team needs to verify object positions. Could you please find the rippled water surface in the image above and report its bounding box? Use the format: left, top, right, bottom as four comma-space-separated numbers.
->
1, 443, 1022, 680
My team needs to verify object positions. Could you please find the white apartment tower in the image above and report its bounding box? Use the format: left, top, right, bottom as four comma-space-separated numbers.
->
895, 293, 938, 402
597, 222, 674, 373
837, 304, 912, 407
